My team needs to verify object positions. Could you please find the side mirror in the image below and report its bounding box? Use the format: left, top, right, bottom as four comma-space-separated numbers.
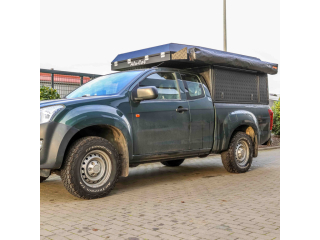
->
132, 86, 158, 101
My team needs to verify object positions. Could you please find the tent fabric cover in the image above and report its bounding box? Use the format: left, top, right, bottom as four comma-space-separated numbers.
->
188, 47, 278, 75
111, 43, 278, 75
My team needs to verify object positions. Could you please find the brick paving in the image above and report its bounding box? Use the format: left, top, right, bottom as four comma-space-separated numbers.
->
40, 149, 280, 240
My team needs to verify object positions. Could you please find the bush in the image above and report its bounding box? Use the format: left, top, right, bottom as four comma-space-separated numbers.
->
40, 86, 60, 101
271, 98, 280, 136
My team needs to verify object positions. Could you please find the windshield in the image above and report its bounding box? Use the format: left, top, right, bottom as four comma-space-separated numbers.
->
66, 71, 143, 99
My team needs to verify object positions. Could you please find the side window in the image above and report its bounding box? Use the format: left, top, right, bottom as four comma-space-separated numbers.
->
139, 72, 180, 100
181, 73, 205, 100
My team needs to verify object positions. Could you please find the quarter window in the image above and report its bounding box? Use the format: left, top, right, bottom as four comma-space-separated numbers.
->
181, 73, 205, 100
139, 72, 180, 100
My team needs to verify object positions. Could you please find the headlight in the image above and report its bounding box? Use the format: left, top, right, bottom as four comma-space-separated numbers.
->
40, 105, 65, 124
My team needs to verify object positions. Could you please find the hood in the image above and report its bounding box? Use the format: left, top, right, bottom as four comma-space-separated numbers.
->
40, 95, 122, 108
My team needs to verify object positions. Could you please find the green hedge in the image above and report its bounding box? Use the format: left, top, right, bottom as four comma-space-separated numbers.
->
40, 86, 60, 101
271, 98, 280, 136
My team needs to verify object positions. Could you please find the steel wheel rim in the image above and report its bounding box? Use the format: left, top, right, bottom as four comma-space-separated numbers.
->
235, 140, 249, 168
80, 150, 112, 188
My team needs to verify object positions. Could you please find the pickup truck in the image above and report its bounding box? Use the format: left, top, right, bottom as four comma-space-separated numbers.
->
40, 44, 277, 199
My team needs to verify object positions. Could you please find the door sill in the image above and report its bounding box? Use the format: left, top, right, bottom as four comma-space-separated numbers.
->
132, 149, 211, 163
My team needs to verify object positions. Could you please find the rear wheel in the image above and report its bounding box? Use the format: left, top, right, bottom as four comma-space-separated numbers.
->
221, 132, 253, 173
61, 136, 121, 199
161, 159, 185, 167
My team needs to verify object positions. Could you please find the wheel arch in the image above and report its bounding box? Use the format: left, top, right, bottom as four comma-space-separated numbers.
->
218, 110, 260, 157
228, 124, 259, 157
60, 124, 130, 177
55, 104, 133, 176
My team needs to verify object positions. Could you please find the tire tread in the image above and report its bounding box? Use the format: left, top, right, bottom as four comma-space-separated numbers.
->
221, 132, 253, 173
60, 136, 121, 199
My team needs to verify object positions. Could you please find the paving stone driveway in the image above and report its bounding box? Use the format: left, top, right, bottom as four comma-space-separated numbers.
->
40, 149, 280, 240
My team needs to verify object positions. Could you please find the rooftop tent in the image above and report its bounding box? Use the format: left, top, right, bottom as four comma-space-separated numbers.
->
111, 43, 278, 75
111, 43, 278, 105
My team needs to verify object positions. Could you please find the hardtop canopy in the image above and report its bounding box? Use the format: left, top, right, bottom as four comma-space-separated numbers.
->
111, 43, 278, 75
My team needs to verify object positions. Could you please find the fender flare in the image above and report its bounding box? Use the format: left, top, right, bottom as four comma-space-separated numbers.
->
218, 110, 260, 157
56, 105, 132, 176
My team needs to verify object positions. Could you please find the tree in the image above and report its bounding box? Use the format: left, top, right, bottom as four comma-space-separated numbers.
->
40, 86, 60, 101
271, 98, 280, 136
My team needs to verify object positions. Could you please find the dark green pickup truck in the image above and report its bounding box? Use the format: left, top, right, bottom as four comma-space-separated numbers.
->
40, 44, 277, 199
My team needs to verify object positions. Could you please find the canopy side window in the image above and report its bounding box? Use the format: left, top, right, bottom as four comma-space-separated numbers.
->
213, 68, 258, 103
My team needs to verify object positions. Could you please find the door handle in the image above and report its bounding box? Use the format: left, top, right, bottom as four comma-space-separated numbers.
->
176, 107, 189, 113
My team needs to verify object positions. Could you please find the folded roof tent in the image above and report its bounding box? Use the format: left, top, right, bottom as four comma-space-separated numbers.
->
111, 43, 278, 75
111, 43, 278, 105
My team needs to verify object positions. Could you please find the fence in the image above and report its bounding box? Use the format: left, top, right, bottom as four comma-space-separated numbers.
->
40, 69, 102, 98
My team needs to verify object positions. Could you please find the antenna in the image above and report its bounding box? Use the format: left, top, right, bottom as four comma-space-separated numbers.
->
155, 62, 164, 67
223, 0, 227, 51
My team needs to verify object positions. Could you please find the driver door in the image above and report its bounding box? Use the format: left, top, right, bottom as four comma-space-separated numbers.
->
131, 71, 190, 156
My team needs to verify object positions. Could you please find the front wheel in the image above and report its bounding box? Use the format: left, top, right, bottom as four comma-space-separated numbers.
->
221, 132, 253, 173
161, 159, 185, 167
61, 136, 121, 199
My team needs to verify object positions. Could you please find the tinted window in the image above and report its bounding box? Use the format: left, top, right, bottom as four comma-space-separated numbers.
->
181, 73, 205, 99
66, 71, 142, 99
139, 72, 180, 100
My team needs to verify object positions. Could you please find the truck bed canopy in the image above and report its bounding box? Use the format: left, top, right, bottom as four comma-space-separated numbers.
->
111, 43, 278, 75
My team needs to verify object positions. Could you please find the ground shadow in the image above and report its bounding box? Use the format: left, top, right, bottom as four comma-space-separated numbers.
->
40, 156, 259, 202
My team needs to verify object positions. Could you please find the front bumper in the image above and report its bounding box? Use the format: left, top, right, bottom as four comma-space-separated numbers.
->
40, 122, 79, 169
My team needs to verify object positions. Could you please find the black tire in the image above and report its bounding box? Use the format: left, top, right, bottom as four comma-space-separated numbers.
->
40, 176, 48, 183
61, 136, 121, 199
161, 159, 185, 167
221, 132, 253, 173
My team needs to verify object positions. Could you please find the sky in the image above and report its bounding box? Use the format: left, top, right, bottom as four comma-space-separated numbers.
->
40, 0, 280, 94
